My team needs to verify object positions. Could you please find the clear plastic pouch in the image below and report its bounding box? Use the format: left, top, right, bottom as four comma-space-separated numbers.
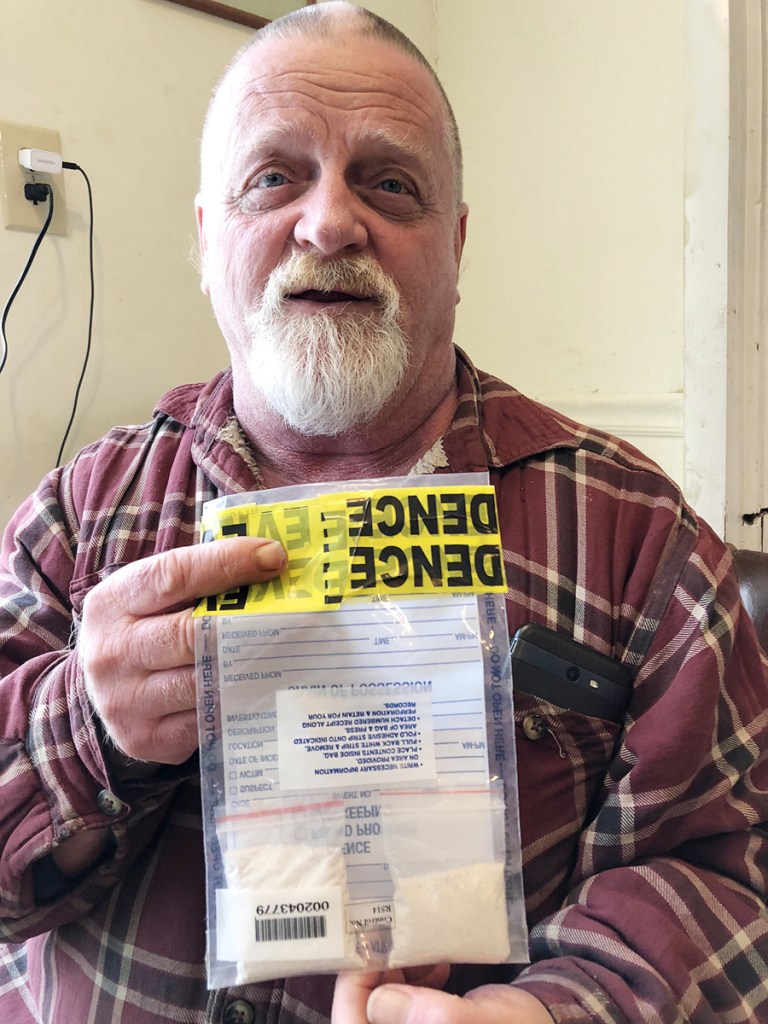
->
382, 785, 512, 967
195, 473, 528, 986
214, 797, 363, 985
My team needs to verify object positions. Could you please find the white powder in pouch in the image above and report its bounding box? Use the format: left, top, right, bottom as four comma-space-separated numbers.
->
388, 861, 511, 967
220, 843, 363, 982
224, 842, 345, 889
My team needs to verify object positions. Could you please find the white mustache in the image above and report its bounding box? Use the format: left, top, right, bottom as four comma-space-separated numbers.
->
260, 252, 401, 317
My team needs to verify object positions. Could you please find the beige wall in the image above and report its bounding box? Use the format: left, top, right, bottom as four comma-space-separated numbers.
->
0, 0, 692, 529
0, 0, 251, 527
439, 0, 686, 488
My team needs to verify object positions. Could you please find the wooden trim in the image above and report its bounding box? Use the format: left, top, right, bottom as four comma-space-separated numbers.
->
165, 0, 314, 30
535, 392, 684, 485
726, 0, 768, 548
682, 0, 731, 536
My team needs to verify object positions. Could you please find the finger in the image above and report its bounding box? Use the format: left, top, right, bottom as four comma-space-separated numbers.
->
81, 611, 197, 712
114, 609, 198, 674
367, 982, 553, 1024
399, 965, 450, 989
133, 665, 196, 716
91, 537, 286, 619
114, 707, 198, 765
93, 661, 198, 765
464, 986, 554, 1024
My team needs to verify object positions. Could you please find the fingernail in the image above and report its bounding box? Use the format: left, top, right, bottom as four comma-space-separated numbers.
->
367, 986, 412, 1024
253, 540, 286, 571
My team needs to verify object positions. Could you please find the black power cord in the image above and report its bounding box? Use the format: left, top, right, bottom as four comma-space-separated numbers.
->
0, 163, 95, 469
0, 183, 54, 376
57, 161, 94, 468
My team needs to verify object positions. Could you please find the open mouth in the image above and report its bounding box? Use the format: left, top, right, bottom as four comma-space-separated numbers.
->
287, 289, 371, 304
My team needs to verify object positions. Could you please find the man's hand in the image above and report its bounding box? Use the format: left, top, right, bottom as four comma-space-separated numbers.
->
333, 969, 555, 1024
78, 537, 286, 765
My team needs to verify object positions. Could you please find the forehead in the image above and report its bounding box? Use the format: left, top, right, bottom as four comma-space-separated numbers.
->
208, 34, 448, 170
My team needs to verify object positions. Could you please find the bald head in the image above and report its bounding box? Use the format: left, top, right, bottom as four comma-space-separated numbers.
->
200, 1, 463, 206
194, 0, 469, 452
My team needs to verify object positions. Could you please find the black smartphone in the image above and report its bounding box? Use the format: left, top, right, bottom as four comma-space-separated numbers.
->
509, 623, 632, 723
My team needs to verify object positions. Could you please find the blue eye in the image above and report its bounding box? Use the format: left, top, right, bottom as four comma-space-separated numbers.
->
255, 171, 288, 188
379, 178, 409, 194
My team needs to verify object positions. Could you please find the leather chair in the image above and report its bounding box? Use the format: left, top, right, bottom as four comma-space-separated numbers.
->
731, 548, 768, 651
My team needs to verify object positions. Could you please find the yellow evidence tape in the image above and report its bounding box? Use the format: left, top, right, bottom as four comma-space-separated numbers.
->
195, 484, 506, 616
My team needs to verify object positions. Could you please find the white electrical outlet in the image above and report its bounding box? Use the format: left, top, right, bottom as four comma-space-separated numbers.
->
0, 120, 67, 235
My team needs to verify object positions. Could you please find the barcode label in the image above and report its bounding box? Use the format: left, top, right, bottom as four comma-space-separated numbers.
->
217, 885, 346, 965
255, 914, 327, 943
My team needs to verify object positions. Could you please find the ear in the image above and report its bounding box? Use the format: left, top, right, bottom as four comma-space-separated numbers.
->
454, 202, 469, 304
195, 194, 210, 296
455, 202, 469, 263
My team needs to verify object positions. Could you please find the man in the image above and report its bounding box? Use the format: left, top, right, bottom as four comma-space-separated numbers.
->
0, 4, 766, 1023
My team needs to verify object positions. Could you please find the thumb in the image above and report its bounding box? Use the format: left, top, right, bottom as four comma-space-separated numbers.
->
368, 984, 461, 1024
332, 966, 448, 1024
367, 983, 554, 1024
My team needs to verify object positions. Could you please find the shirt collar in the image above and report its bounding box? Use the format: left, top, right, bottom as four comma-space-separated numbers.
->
154, 348, 584, 490
444, 347, 586, 471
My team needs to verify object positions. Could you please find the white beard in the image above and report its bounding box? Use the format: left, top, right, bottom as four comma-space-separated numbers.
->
243, 252, 408, 436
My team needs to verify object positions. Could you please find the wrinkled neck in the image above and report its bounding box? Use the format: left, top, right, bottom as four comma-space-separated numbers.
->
235, 381, 459, 489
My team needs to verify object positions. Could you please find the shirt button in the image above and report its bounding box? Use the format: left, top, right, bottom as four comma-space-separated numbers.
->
223, 1001, 255, 1024
522, 713, 547, 741
96, 789, 125, 816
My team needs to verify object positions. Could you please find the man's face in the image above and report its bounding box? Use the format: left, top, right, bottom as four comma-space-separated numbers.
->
196, 30, 467, 436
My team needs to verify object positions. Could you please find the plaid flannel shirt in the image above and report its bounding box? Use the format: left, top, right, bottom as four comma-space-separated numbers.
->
1, 350, 767, 1024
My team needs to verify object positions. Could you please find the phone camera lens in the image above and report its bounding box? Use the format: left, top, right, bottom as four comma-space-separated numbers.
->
566, 665, 581, 681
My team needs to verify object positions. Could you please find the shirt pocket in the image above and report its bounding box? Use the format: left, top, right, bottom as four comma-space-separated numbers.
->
513, 689, 622, 923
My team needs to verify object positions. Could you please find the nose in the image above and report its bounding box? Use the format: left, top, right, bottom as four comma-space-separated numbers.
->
293, 176, 368, 256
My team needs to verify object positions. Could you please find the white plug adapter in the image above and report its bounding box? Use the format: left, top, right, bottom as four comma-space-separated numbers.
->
18, 147, 63, 174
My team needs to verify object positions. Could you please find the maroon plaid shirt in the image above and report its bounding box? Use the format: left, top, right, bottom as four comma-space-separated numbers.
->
1, 351, 767, 1023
